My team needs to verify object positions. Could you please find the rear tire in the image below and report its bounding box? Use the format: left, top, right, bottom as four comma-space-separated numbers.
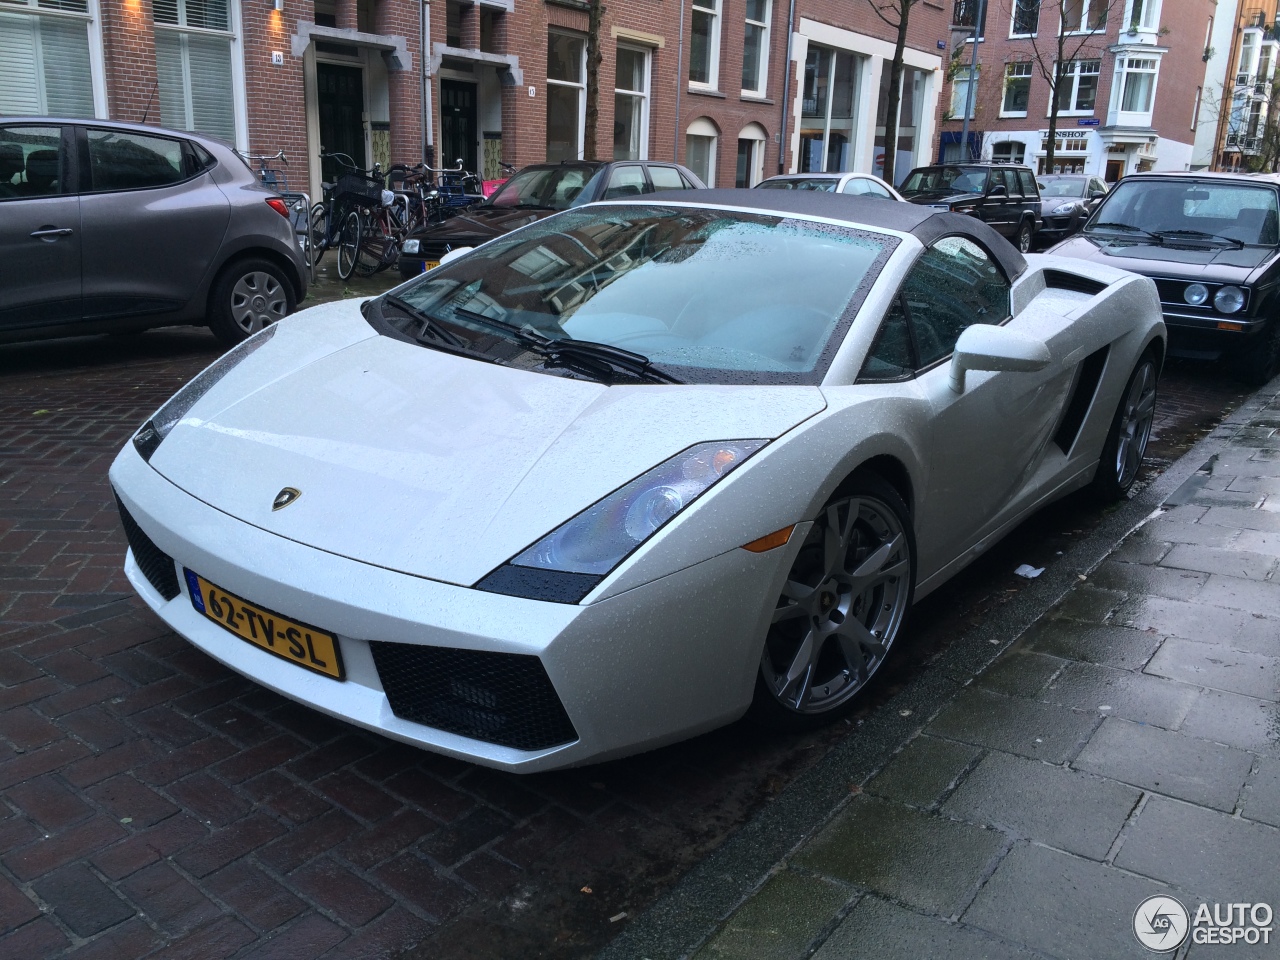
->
1092, 349, 1159, 502
336, 209, 361, 281
207, 258, 294, 347
749, 471, 916, 732
1015, 219, 1033, 253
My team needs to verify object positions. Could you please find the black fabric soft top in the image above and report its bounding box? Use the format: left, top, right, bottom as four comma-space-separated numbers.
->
611, 187, 1028, 282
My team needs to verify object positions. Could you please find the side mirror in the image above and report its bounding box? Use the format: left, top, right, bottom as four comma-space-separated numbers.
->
949, 324, 1051, 392
438, 246, 474, 266
988, 183, 1008, 197
1089, 190, 1105, 200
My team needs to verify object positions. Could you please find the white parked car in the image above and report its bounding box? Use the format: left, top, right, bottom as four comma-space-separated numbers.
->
755, 171, 904, 201
110, 190, 1165, 772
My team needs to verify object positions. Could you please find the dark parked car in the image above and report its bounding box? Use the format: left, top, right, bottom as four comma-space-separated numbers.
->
1035, 173, 1108, 247
899, 162, 1042, 253
1051, 172, 1280, 384
397, 160, 706, 278
1, 117, 307, 346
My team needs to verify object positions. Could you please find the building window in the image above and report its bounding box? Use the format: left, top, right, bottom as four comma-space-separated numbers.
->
446, 0, 462, 46
1119, 56, 1157, 114
951, 64, 978, 120
153, 0, 236, 142
1192, 85, 1201, 131
735, 122, 767, 187
1127, 0, 1159, 31
689, 0, 721, 89
742, 0, 770, 96
547, 32, 585, 162
992, 141, 1026, 163
686, 117, 718, 185
1002, 62, 1031, 115
1055, 59, 1099, 114
1038, 133, 1088, 172
800, 44, 860, 173
1011, 0, 1040, 36
0, 0, 97, 117
953, 0, 986, 39
1061, 0, 1106, 33
614, 45, 649, 160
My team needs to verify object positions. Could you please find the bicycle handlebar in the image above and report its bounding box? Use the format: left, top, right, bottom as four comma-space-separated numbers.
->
238, 149, 287, 165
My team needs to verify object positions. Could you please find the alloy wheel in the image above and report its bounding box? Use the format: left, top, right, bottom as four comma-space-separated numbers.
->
760, 495, 911, 714
229, 271, 287, 335
1114, 359, 1157, 488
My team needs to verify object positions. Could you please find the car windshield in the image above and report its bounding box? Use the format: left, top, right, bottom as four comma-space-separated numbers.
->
1087, 179, 1280, 245
1038, 177, 1087, 198
389, 205, 897, 385
757, 178, 838, 192
486, 166, 594, 210
900, 166, 988, 197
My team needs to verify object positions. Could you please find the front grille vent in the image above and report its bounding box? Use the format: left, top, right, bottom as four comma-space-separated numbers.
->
114, 494, 181, 600
370, 642, 578, 751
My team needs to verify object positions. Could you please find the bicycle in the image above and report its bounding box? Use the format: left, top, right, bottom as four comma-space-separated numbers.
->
239, 149, 312, 268
306, 151, 381, 279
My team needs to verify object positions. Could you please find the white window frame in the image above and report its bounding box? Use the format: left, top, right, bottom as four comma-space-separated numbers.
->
1116, 55, 1158, 119
741, 0, 770, 97
1060, 0, 1107, 36
1053, 59, 1100, 116
546, 29, 586, 161
689, 0, 721, 90
1010, 0, 1040, 38
1125, 0, 1160, 33
0, 0, 108, 117
686, 116, 718, 186
151, 0, 247, 149
613, 43, 650, 161
736, 122, 767, 186
951, 64, 978, 120
991, 141, 1026, 163
1001, 62, 1031, 117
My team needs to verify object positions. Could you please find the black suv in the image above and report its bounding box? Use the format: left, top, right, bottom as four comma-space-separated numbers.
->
1052, 172, 1280, 384
899, 162, 1042, 252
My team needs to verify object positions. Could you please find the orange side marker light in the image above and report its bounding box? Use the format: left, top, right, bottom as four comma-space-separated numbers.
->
742, 525, 796, 553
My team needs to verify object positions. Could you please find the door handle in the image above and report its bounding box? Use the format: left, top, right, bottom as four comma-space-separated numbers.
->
31, 227, 74, 240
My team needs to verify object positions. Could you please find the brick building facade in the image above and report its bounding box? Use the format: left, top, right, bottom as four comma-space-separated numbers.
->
937, 0, 1217, 181
2, 0, 955, 200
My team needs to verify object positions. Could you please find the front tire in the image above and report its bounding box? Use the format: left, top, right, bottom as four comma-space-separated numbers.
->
1015, 219, 1033, 253
1232, 320, 1280, 386
1092, 350, 1159, 502
750, 472, 916, 731
207, 258, 293, 347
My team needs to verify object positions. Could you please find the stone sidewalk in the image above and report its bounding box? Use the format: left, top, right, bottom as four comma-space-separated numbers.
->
605, 378, 1280, 960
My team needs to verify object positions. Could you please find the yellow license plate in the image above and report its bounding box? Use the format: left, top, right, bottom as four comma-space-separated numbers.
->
184, 570, 345, 680
422, 260, 440, 272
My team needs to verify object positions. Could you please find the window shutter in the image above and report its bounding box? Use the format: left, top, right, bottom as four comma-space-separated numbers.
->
187, 34, 235, 141
39, 17, 94, 116
0, 13, 42, 115
154, 30, 189, 130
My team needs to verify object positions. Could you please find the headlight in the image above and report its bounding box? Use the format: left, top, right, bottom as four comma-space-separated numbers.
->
477, 440, 768, 602
1184, 283, 1209, 306
1214, 285, 1246, 314
402, 239, 420, 254
133, 324, 278, 462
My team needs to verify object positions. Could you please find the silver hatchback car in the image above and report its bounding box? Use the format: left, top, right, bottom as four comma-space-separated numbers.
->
0, 117, 307, 346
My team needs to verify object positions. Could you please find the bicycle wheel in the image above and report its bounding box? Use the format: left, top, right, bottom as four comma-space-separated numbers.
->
354, 209, 391, 277
337, 208, 362, 280
307, 202, 328, 269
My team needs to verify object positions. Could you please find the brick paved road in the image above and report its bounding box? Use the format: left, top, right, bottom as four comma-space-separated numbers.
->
0, 326, 1248, 960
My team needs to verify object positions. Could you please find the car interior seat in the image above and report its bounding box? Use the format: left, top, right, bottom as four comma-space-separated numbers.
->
1223, 207, 1276, 245
23, 149, 59, 195
0, 143, 23, 197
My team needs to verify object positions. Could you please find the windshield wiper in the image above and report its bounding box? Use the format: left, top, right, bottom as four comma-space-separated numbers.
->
1088, 222, 1158, 238
382, 296, 469, 349
450, 306, 682, 384
1151, 229, 1245, 249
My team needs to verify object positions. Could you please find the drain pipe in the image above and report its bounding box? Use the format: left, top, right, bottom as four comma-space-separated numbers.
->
422, 0, 435, 165
778, 0, 796, 174
674, 0, 686, 160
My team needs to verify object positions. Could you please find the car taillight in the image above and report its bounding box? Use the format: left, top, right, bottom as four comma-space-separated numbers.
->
265, 197, 289, 218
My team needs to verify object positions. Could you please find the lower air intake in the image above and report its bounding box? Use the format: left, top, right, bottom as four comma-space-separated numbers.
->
370, 642, 578, 751
114, 494, 181, 600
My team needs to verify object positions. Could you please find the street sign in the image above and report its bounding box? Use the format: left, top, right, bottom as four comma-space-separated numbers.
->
1077, 118, 1100, 126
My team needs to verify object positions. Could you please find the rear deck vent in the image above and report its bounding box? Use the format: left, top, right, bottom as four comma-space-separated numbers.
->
1053, 345, 1111, 455
370, 642, 578, 751
1043, 269, 1107, 297
114, 494, 181, 600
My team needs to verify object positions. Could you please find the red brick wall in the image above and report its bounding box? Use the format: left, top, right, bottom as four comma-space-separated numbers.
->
100, 0, 159, 125
243, 0, 308, 164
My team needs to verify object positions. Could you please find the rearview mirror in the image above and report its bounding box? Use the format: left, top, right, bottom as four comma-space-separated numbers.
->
949, 324, 1051, 392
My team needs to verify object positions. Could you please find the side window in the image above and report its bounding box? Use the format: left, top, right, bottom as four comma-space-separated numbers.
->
602, 165, 649, 199
0, 126, 64, 200
1000, 168, 1021, 196
1017, 169, 1038, 197
864, 181, 895, 200
86, 129, 186, 192
648, 165, 687, 191
858, 295, 915, 381
902, 236, 1012, 368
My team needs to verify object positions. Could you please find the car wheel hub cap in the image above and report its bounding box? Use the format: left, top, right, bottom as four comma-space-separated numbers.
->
1115, 361, 1157, 488
762, 495, 911, 714
230, 271, 286, 334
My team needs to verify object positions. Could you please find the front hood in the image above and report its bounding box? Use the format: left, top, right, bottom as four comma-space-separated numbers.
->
409, 206, 558, 247
1050, 234, 1273, 281
149, 336, 826, 586
905, 192, 981, 207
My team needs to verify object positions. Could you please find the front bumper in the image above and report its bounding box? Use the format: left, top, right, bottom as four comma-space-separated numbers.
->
1160, 310, 1268, 360
109, 444, 795, 772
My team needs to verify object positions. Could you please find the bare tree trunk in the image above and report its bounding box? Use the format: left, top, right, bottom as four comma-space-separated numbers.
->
881, 11, 910, 184
583, 0, 604, 161
1045, 57, 1064, 173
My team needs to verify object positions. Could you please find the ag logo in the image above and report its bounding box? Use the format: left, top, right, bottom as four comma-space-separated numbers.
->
1134, 895, 1190, 952
272, 487, 301, 511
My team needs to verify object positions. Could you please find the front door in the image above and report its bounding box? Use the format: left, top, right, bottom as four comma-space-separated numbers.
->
318, 63, 366, 180
0, 124, 81, 329
440, 80, 478, 173
1105, 159, 1125, 183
